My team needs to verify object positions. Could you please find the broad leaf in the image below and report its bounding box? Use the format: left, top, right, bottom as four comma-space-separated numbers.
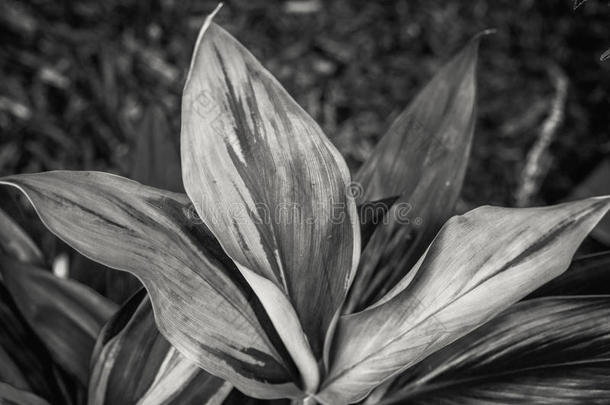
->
318, 197, 610, 404
382, 296, 610, 404
0, 256, 118, 385
90, 289, 232, 405
347, 35, 480, 312
0, 171, 302, 399
0, 382, 51, 405
0, 207, 43, 265
180, 10, 359, 373
71, 104, 179, 304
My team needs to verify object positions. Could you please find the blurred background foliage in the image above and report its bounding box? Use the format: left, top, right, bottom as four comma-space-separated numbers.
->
0, 0, 609, 243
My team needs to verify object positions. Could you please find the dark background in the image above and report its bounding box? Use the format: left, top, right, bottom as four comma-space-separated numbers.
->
0, 0, 608, 208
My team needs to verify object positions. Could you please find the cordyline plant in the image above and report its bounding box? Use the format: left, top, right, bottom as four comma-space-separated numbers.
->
2, 7, 610, 405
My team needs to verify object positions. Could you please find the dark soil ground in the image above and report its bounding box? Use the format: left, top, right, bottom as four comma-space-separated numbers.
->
0, 0, 608, 209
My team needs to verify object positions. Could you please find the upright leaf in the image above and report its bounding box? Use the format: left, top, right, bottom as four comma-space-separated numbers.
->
181, 12, 359, 377
318, 197, 610, 404
1, 256, 118, 385
382, 297, 610, 404
347, 36, 481, 312
72, 104, 180, 304
89, 289, 232, 405
0, 171, 302, 399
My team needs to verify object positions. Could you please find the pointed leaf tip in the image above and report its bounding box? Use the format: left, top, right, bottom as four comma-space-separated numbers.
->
349, 34, 481, 311
0, 171, 302, 399
181, 13, 359, 377
321, 196, 610, 404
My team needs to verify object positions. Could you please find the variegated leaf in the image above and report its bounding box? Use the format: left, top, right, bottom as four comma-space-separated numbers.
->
0, 171, 302, 399
181, 10, 360, 373
347, 36, 480, 312
318, 197, 610, 404
382, 296, 610, 404
90, 289, 232, 405
0, 382, 51, 405
0, 256, 117, 385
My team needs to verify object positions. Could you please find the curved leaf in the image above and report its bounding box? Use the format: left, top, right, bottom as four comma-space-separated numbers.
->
347, 35, 480, 312
181, 12, 359, 373
71, 104, 179, 303
382, 296, 610, 404
90, 289, 232, 405
319, 197, 610, 404
0, 171, 302, 399
0, 256, 117, 385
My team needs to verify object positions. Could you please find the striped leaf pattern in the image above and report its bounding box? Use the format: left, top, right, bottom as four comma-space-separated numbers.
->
89, 289, 232, 405
383, 297, 610, 404
0, 172, 302, 399
181, 11, 360, 377
318, 197, 610, 403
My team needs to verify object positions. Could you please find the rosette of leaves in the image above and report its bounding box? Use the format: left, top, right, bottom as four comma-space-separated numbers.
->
1, 6, 610, 405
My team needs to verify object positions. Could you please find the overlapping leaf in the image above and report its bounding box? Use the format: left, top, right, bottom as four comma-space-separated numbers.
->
347, 35, 480, 312
0, 256, 118, 385
180, 11, 360, 371
89, 289, 232, 405
318, 197, 610, 404
381, 297, 610, 404
72, 103, 180, 303
0, 171, 302, 399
